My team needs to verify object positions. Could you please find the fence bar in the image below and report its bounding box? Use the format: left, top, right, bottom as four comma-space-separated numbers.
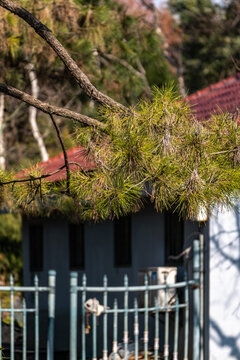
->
0, 300, 2, 360
82, 274, 87, 360
10, 274, 14, 360
193, 240, 200, 360
123, 275, 129, 360
113, 299, 118, 360
70, 272, 78, 360
164, 274, 169, 360
184, 271, 189, 360
23, 298, 27, 360
0, 286, 49, 292
104, 304, 186, 314
92, 310, 97, 360
200, 234, 204, 360
34, 275, 39, 360
47, 270, 56, 360
173, 296, 179, 360
154, 297, 159, 360
144, 274, 149, 360
103, 275, 108, 360
134, 298, 139, 360
76, 280, 196, 292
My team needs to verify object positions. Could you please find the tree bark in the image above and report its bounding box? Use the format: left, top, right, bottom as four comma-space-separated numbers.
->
0, 94, 6, 170
26, 63, 49, 162
0, 0, 128, 112
0, 83, 106, 129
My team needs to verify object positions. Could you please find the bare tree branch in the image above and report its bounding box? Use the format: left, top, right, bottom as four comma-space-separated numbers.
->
0, 162, 88, 186
0, 0, 128, 112
102, 53, 151, 98
49, 114, 70, 194
0, 83, 106, 129
0, 94, 6, 170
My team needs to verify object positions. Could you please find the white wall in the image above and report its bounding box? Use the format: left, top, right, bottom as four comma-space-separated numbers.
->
210, 204, 240, 360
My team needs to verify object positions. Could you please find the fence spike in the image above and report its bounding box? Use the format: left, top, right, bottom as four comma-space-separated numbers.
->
113, 299, 118, 360
124, 274, 128, 287
10, 273, 15, 360
23, 298, 27, 360
134, 298, 139, 360
103, 274, 108, 360
82, 273, 87, 286
34, 274, 39, 286
0, 299, 2, 359
70, 272, 78, 360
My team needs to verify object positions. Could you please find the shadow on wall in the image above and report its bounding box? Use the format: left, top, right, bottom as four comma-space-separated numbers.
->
210, 204, 240, 359
210, 319, 240, 359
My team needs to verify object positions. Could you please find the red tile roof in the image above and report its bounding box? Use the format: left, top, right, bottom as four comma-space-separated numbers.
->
17, 147, 96, 181
186, 73, 240, 120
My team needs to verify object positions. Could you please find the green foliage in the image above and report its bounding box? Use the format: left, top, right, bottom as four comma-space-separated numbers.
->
168, 0, 240, 93
0, 214, 22, 283
0, 0, 175, 168
2, 87, 240, 222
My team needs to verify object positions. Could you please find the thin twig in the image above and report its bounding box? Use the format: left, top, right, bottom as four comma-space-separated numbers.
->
49, 114, 70, 194
209, 148, 239, 156
0, 162, 86, 186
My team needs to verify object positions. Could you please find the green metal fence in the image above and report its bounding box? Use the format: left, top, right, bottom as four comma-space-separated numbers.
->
0, 270, 56, 360
70, 239, 203, 360
0, 239, 203, 360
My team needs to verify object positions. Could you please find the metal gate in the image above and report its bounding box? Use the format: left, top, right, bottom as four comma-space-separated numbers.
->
69, 238, 204, 360
0, 270, 56, 360
0, 239, 204, 360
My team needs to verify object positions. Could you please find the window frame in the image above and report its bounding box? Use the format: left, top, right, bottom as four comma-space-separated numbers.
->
29, 222, 44, 272
114, 215, 132, 268
69, 223, 85, 270
164, 211, 184, 266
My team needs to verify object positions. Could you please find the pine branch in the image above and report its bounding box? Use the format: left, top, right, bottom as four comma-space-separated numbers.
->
0, 83, 106, 129
0, 162, 86, 186
0, 0, 128, 112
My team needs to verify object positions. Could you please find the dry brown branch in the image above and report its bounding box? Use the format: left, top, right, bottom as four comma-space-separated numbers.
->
49, 114, 70, 194
0, 83, 106, 129
209, 148, 239, 156
0, 162, 86, 186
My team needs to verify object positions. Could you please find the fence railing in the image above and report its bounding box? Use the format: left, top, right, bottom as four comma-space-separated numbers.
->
0, 240, 203, 360
69, 240, 202, 360
0, 270, 56, 360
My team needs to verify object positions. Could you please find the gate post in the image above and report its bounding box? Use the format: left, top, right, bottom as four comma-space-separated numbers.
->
47, 270, 56, 360
193, 240, 200, 360
70, 272, 78, 360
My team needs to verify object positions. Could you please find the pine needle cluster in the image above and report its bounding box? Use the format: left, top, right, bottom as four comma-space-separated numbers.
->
1, 87, 240, 221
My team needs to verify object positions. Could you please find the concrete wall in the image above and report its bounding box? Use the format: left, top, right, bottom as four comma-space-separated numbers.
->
209, 204, 240, 360
22, 205, 199, 354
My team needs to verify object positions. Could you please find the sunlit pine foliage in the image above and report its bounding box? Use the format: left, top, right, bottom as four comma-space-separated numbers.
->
1, 87, 240, 221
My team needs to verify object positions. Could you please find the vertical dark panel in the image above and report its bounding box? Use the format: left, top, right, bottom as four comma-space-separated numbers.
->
69, 223, 84, 270
165, 211, 184, 265
29, 223, 43, 272
114, 216, 132, 267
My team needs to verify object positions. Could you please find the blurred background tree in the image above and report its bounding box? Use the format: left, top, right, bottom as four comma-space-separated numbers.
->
168, 0, 240, 93
0, 0, 176, 169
